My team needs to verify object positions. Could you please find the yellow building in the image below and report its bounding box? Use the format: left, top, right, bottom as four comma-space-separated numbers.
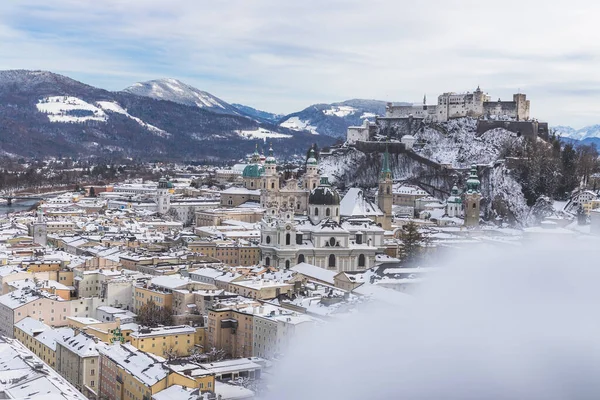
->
99, 343, 170, 400
133, 286, 174, 313
129, 325, 199, 358
14, 317, 75, 369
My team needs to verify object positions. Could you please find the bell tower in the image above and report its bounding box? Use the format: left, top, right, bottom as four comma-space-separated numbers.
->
377, 144, 393, 230
305, 147, 320, 191
464, 165, 481, 227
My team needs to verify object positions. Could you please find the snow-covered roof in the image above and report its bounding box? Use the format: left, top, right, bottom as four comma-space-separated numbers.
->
14, 317, 48, 337
340, 188, 383, 217
291, 263, 336, 285
56, 332, 99, 358
149, 275, 191, 290
98, 343, 167, 387
0, 336, 88, 400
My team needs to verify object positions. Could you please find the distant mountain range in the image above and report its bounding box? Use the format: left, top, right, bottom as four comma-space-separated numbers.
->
278, 99, 410, 138
0, 70, 339, 160
552, 125, 600, 148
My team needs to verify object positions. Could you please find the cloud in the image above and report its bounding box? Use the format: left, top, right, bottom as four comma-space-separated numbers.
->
1, 1, 599, 126
267, 237, 600, 399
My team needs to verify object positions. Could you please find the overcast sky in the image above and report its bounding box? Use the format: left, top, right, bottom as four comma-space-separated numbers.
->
0, 1, 598, 127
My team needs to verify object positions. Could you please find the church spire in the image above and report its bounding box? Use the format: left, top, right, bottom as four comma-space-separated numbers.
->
380, 143, 392, 181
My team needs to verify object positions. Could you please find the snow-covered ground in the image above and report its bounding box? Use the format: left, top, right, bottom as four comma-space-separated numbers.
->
279, 117, 319, 135
96, 101, 170, 137
237, 128, 292, 140
415, 118, 523, 168
36, 96, 107, 123
36, 97, 170, 137
360, 112, 377, 119
322, 105, 357, 118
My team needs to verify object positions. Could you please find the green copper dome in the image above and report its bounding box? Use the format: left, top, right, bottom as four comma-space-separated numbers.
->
466, 165, 480, 193
265, 145, 276, 165
307, 148, 317, 165
243, 163, 264, 178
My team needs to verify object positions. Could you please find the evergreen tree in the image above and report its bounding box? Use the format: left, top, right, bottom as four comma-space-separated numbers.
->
399, 221, 423, 264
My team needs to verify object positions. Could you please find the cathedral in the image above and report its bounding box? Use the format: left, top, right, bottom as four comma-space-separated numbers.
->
257, 146, 393, 272
242, 145, 320, 215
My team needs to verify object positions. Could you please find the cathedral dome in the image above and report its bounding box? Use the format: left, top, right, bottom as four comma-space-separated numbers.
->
309, 176, 340, 205
242, 164, 264, 178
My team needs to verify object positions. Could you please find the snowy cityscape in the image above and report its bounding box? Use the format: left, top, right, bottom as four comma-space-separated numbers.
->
1, 1, 600, 399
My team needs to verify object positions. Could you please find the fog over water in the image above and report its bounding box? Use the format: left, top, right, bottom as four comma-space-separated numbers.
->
267, 238, 600, 399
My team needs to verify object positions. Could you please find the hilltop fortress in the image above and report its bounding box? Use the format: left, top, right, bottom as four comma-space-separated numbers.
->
387, 86, 530, 123
347, 86, 548, 144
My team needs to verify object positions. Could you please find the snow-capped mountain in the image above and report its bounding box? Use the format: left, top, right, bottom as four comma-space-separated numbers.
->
0, 70, 334, 159
552, 125, 600, 140
279, 99, 409, 138
123, 78, 242, 115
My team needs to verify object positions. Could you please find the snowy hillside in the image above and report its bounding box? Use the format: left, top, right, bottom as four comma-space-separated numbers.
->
36, 96, 170, 137
123, 78, 241, 115
415, 118, 523, 168
319, 117, 537, 225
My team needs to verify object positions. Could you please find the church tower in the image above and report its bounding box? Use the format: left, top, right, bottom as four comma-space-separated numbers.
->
31, 209, 47, 247
377, 145, 393, 230
156, 177, 171, 215
261, 145, 280, 210
446, 184, 462, 218
464, 165, 481, 227
305, 147, 320, 191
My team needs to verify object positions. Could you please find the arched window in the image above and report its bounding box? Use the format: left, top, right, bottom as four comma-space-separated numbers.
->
314, 207, 319, 216
336, 208, 339, 216
285, 233, 291, 245
358, 254, 366, 267
326, 208, 331, 216
296, 234, 303, 245
297, 203, 300, 209
387, 187, 391, 194
266, 236, 271, 244
472, 203, 476, 209
285, 260, 290, 269
329, 237, 336, 247
298, 254, 305, 264
265, 257, 270, 266
356, 234, 362, 245
251, 182, 254, 187
271, 182, 275, 189
313, 183, 316, 189
328, 254, 336, 268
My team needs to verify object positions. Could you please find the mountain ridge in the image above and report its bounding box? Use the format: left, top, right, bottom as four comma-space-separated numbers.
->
0, 70, 334, 160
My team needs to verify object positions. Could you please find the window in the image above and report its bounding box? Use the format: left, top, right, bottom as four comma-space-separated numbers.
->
296, 234, 303, 245
298, 254, 305, 264
265, 257, 270, 267
285, 233, 290, 245
91, 369, 95, 376
90, 380, 95, 387
328, 254, 336, 268
314, 207, 319, 216
473, 203, 476, 209
326, 208, 331, 216
271, 182, 275, 189
356, 234, 363, 245
285, 260, 290, 269
358, 254, 366, 267
329, 237, 336, 247
266, 236, 271, 244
